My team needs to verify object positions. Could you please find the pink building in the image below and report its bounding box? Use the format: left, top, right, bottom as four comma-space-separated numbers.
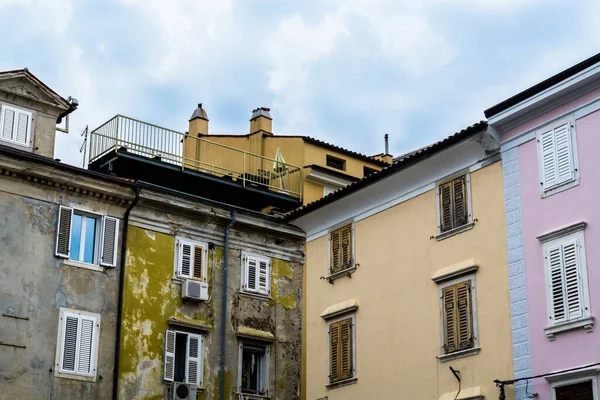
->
487, 53, 600, 400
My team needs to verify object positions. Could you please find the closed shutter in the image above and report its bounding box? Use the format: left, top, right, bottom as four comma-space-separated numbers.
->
0, 106, 31, 145
340, 225, 352, 270
179, 242, 192, 278
453, 177, 467, 227
540, 123, 574, 190
186, 334, 202, 386
548, 240, 583, 324
439, 177, 468, 232
60, 313, 97, 376
329, 321, 340, 383
540, 129, 558, 188
555, 380, 594, 400
100, 216, 119, 267
164, 330, 176, 382
192, 245, 205, 280
439, 182, 453, 232
15, 111, 30, 144
257, 259, 270, 295
245, 256, 258, 292
330, 229, 341, 273
442, 281, 473, 354
1, 107, 15, 141
61, 315, 79, 372
77, 317, 95, 374
329, 318, 353, 383
178, 240, 206, 280
55, 206, 73, 258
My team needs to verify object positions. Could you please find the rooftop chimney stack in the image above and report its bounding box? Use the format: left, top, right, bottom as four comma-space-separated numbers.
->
384, 134, 389, 155
249, 107, 272, 135
188, 103, 209, 136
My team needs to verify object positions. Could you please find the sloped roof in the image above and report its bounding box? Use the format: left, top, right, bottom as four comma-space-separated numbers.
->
286, 121, 488, 220
0, 68, 70, 110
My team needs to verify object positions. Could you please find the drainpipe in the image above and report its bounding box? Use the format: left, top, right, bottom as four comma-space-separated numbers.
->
112, 186, 141, 400
219, 210, 237, 400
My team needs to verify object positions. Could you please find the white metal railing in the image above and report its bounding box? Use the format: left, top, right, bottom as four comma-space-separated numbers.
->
89, 115, 303, 199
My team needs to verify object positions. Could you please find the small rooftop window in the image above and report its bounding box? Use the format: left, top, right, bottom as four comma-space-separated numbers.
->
326, 155, 346, 171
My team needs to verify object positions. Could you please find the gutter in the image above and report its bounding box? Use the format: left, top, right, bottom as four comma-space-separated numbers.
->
219, 210, 237, 400
57, 97, 78, 125
112, 186, 141, 400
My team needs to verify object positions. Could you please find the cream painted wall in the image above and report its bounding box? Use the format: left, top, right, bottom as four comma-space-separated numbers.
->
303, 142, 383, 178
304, 161, 514, 400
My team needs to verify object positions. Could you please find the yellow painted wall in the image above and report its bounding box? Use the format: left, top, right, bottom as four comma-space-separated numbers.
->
303, 142, 383, 178
303, 161, 514, 400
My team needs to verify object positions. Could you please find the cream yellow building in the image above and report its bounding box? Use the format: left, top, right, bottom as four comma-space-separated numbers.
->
289, 122, 515, 400
185, 104, 390, 205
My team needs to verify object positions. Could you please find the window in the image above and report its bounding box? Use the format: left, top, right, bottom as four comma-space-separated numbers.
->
55, 206, 119, 267
175, 237, 207, 281
0, 104, 32, 146
437, 175, 471, 234
328, 316, 355, 384
542, 228, 591, 331
363, 166, 377, 177
329, 224, 353, 275
439, 277, 478, 357
326, 155, 346, 171
55, 308, 100, 380
555, 380, 595, 400
241, 253, 271, 296
538, 120, 578, 194
238, 342, 270, 396
163, 330, 204, 386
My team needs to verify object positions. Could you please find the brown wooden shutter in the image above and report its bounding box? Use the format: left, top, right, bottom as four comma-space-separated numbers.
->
456, 281, 473, 350
330, 229, 341, 273
453, 177, 467, 227
192, 245, 204, 280
439, 182, 453, 232
340, 225, 352, 270
339, 318, 353, 380
442, 286, 457, 353
555, 381, 594, 400
329, 322, 340, 382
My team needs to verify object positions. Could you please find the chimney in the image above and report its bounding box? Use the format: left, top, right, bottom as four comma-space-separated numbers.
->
249, 107, 272, 135
188, 103, 209, 136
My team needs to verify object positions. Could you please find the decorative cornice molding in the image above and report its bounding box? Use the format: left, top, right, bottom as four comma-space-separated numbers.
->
537, 221, 587, 242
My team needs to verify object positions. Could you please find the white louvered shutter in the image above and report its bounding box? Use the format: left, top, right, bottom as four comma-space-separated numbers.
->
186, 334, 203, 386
540, 129, 557, 189
164, 330, 176, 382
100, 216, 119, 267
15, 111, 30, 145
1, 107, 15, 141
77, 317, 95, 375
179, 241, 192, 278
55, 206, 73, 258
245, 256, 258, 292
61, 315, 79, 372
554, 123, 574, 184
548, 245, 566, 323
257, 259, 270, 295
563, 239, 583, 320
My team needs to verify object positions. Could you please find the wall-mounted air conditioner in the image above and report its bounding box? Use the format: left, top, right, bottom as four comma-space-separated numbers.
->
182, 279, 209, 301
171, 382, 197, 400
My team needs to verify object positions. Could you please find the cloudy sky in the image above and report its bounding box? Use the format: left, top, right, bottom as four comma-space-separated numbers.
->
1, 0, 599, 166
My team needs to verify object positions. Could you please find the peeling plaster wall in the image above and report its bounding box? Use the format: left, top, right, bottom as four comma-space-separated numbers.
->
0, 175, 127, 400
118, 203, 304, 400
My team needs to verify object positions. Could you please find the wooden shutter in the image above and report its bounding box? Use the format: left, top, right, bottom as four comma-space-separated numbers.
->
540, 129, 558, 188
554, 123, 574, 184
186, 334, 202, 386
1, 107, 15, 141
549, 240, 583, 324
15, 111, 30, 144
439, 182, 453, 232
164, 330, 176, 382
179, 242, 192, 278
330, 229, 341, 273
329, 318, 353, 383
100, 216, 119, 267
257, 259, 270, 295
55, 206, 73, 258
563, 240, 583, 320
442, 281, 473, 354
329, 322, 340, 383
77, 317, 95, 374
548, 245, 566, 323
340, 225, 352, 270
555, 381, 594, 400
452, 177, 467, 227
61, 315, 79, 372
192, 245, 205, 280
245, 256, 258, 292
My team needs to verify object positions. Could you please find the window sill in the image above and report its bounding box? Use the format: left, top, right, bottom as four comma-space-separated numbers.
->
545, 317, 594, 340
54, 370, 96, 382
437, 347, 481, 362
326, 377, 358, 389
239, 291, 272, 301
434, 222, 475, 241
324, 265, 358, 284
235, 392, 270, 399
62, 259, 105, 272
541, 178, 580, 199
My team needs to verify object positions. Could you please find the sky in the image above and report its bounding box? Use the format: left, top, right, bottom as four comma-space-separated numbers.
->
0, 0, 599, 167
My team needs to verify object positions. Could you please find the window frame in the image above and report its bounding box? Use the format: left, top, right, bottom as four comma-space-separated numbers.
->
240, 252, 272, 297
541, 226, 592, 338
327, 222, 356, 278
536, 115, 580, 198
437, 274, 480, 362
551, 376, 598, 400
54, 307, 101, 382
434, 172, 473, 240
326, 155, 346, 171
326, 314, 357, 387
70, 210, 102, 265
173, 236, 208, 282
363, 166, 378, 177
0, 102, 33, 147
163, 329, 205, 387
237, 341, 270, 396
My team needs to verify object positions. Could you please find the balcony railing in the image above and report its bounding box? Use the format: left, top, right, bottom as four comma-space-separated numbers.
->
89, 115, 303, 200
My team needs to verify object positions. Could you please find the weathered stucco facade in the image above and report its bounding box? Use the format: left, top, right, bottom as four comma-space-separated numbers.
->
0, 148, 134, 400
117, 189, 305, 400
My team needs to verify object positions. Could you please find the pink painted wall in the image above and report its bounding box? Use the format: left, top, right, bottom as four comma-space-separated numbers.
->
513, 106, 600, 397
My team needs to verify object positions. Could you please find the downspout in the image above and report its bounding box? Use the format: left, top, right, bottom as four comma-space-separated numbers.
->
112, 186, 141, 400
219, 210, 237, 400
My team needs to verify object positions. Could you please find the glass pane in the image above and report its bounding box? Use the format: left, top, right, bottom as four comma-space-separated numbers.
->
69, 214, 82, 261
83, 216, 96, 264
241, 348, 263, 393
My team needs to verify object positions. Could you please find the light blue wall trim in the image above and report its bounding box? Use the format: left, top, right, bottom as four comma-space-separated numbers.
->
502, 147, 532, 400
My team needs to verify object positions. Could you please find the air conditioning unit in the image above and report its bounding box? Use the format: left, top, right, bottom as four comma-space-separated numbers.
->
171, 382, 197, 400
182, 280, 209, 301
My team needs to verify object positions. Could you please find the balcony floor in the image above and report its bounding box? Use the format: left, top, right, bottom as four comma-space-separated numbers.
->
88, 148, 301, 212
